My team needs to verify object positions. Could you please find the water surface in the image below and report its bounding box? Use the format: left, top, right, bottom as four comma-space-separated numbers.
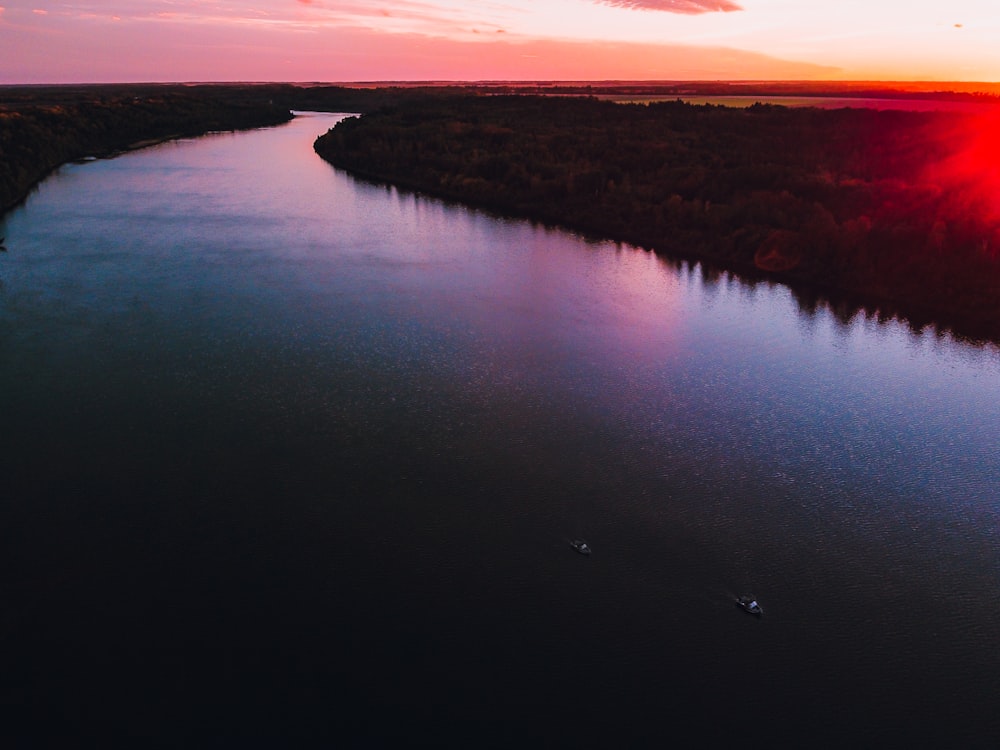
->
1, 113, 998, 746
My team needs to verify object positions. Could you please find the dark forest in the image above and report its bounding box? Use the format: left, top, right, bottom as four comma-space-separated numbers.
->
315, 94, 1000, 344
3, 84, 998, 343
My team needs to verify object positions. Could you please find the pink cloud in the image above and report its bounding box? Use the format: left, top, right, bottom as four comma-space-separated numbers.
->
0, 17, 837, 84
596, 0, 742, 12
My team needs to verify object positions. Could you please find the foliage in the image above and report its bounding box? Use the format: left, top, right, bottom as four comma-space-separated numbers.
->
315, 95, 1000, 342
0, 90, 292, 213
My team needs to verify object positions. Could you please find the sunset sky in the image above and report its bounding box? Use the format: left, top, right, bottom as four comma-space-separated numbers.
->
2, 0, 999, 84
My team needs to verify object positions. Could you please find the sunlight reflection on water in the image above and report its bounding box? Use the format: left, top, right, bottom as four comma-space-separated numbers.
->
1, 112, 998, 745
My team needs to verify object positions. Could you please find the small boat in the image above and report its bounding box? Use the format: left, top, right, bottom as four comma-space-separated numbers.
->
570, 539, 592, 556
736, 595, 763, 616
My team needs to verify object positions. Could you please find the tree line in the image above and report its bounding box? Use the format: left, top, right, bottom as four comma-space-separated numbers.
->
0, 83, 487, 216
0, 89, 293, 214
315, 94, 1000, 344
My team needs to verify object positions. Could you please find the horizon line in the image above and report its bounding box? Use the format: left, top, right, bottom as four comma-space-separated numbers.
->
4, 79, 1000, 88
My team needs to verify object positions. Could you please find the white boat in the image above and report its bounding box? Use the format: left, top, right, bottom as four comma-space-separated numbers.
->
736, 595, 763, 616
570, 539, 591, 556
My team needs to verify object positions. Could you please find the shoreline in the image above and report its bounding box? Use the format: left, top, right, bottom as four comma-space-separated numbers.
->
315, 94, 1000, 347
1, 92, 293, 215
323, 158, 999, 347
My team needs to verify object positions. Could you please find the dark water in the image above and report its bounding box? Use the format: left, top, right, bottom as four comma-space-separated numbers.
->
1, 113, 998, 747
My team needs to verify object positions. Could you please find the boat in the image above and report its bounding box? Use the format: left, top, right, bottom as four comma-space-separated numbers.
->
736, 595, 763, 616
570, 539, 592, 556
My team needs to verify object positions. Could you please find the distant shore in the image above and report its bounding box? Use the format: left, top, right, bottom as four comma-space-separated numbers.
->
5, 79, 998, 217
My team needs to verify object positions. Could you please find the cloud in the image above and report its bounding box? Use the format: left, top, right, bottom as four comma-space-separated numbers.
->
0, 15, 838, 85
595, 0, 742, 13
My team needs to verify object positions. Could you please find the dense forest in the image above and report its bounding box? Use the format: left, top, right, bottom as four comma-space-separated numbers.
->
315, 94, 1000, 343
4, 83, 999, 342
0, 83, 485, 215
0, 88, 298, 214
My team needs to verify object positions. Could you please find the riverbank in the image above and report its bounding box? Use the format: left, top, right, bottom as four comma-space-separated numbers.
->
315, 94, 1000, 345
0, 82, 489, 216
0, 88, 295, 214
3, 110, 998, 748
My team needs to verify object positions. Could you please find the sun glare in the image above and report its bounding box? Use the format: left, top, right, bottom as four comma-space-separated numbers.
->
933, 112, 1000, 228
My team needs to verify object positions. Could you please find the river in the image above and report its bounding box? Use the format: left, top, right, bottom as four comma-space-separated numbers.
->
1, 112, 998, 747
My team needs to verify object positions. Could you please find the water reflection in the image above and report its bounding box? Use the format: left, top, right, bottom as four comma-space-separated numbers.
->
1, 112, 998, 746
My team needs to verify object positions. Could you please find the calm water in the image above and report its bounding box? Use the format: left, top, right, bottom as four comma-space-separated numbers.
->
1, 113, 998, 746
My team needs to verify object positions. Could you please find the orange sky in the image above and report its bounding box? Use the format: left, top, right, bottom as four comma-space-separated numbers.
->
1, 1, 998, 84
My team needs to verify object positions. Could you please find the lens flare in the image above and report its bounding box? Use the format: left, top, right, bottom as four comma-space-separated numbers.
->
928, 110, 1000, 229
